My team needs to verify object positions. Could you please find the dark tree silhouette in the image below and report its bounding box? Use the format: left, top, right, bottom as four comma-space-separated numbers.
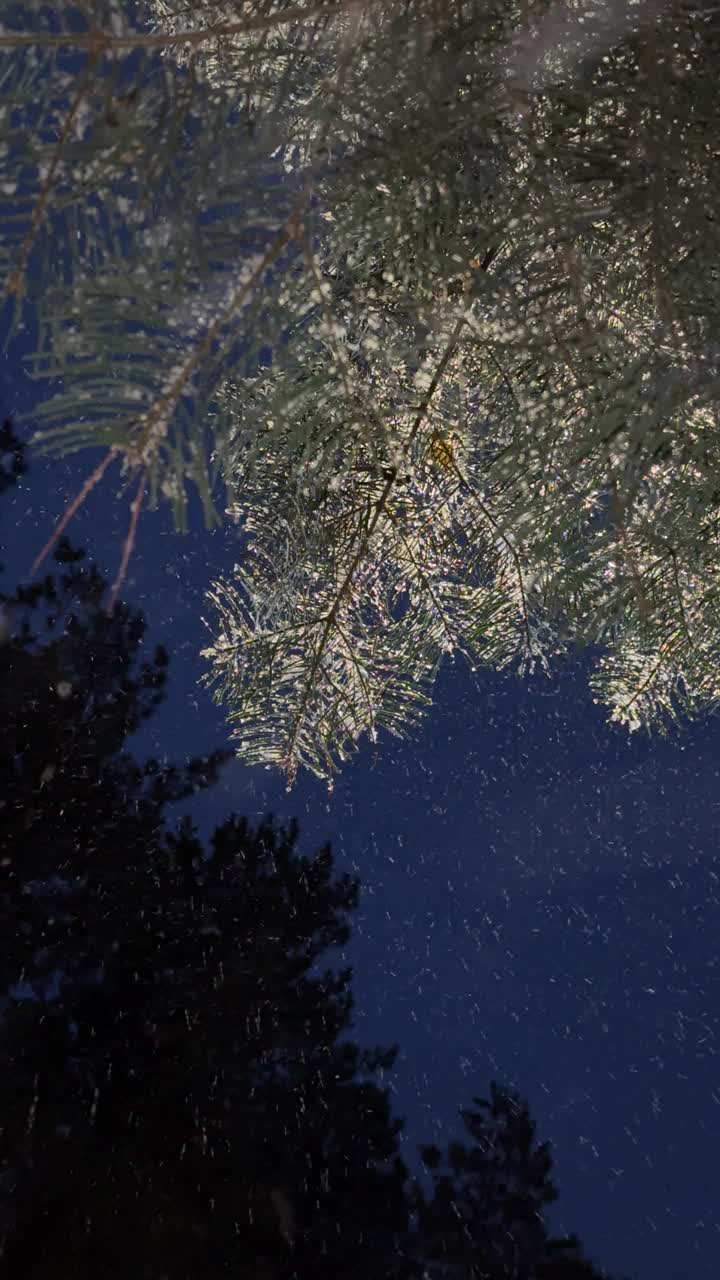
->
0, 422, 622, 1280
0, 536, 230, 1000
416, 1083, 616, 1280
0, 416, 26, 591
1, 816, 412, 1280
0, 417, 25, 497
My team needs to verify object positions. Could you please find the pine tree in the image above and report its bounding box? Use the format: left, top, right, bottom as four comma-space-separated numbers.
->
4, 1, 720, 783
1, 816, 412, 1279
0, 534, 230, 991
416, 1082, 615, 1280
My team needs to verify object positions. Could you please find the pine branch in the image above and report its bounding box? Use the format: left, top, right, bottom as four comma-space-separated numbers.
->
5, 0, 720, 778
128, 205, 304, 473
384, 505, 464, 657
278, 319, 466, 782
0, 2, 352, 53
445, 451, 533, 658
6, 51, 102, 302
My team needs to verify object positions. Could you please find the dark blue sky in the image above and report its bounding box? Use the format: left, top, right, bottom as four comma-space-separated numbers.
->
3, 348, 720, 1280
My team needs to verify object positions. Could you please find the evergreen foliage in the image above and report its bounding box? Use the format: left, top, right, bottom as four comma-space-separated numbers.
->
3, 1, 720, 780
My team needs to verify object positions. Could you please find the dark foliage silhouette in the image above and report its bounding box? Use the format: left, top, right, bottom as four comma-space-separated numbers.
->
0, 417, 25, 497
417, 1083, 616, 1279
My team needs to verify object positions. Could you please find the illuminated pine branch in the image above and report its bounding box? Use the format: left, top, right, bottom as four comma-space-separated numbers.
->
4, 0, 720, 780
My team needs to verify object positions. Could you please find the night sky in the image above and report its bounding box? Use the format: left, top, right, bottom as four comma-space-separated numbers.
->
3, 339, 720, 1280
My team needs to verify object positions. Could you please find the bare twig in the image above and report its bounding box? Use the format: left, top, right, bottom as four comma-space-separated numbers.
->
30, 447, 120, 576
107, 467, 146, 613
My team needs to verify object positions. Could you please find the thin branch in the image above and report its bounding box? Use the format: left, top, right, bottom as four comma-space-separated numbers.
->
609, 480, 653, 618
129, 202, 306, 471
27, 186, 283, 591
385, 506, 460, 655
670, 549, 694, 648
280, 317, 467, 782
445, 453, 533, 655
0, 3, 350, 52
6, 51, 101, 301
301, 229, 357, 410
29, 447, 120, 576
107, 467, 146, 613
617, 630, 681, 721
333, 618, 377, 731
